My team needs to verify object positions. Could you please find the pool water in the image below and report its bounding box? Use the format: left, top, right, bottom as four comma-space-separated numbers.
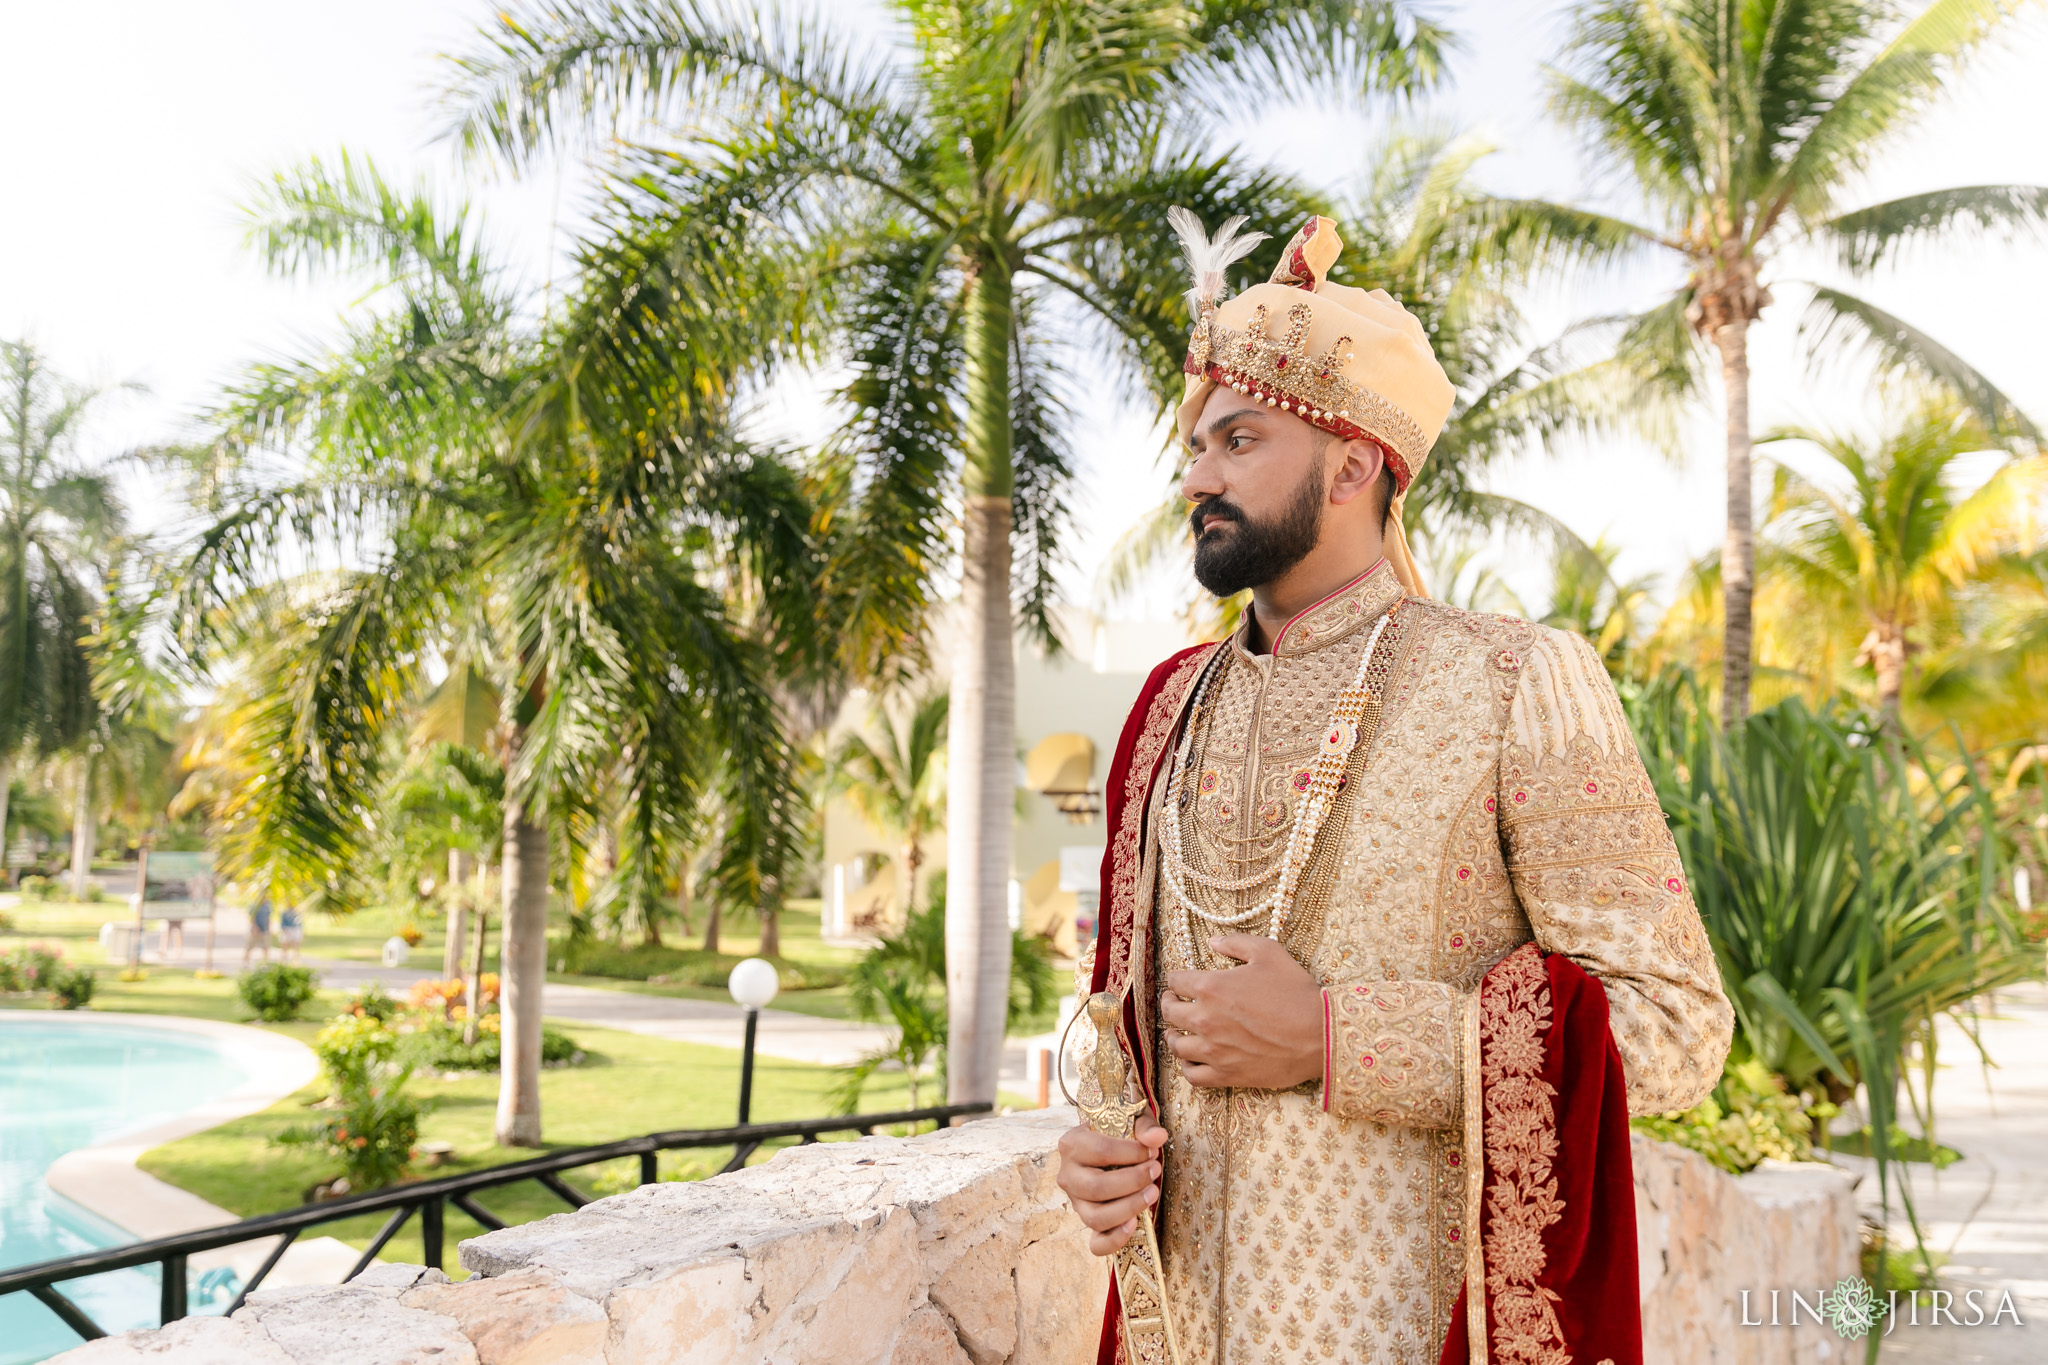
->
0, 1018, 256, 1363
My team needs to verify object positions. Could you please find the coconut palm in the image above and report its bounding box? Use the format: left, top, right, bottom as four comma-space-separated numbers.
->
170, 154, 818, 1146
1541, 0, 2048, 725
1761, 401, 2048, 722
828, 690, 948, 919
443, 0, 1451, 1102
1541, 534, 1658, 676
0, 342, 123, 882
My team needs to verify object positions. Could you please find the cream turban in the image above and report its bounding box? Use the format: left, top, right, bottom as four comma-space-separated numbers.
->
1172, 214, 1454, 596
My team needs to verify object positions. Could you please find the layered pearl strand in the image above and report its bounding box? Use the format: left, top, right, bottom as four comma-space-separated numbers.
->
1160, 610, 1394, 942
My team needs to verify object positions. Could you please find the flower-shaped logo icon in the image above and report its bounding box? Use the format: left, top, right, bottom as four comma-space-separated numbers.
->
1819, 1277, 1884, 1339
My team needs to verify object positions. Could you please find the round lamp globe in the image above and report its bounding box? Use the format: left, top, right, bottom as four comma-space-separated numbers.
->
728, 957, 780, 1009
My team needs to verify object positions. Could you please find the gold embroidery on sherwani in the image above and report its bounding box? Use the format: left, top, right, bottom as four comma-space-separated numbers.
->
1140, 565, 1730, 1365
1478, 944, 1568, 1365
1108, 648, 1216, 1003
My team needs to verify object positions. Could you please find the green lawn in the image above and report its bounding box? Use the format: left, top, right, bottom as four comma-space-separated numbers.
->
6, 895, 1037, 1278
0, 962, 351, 1037
136, 1021, 925, 1276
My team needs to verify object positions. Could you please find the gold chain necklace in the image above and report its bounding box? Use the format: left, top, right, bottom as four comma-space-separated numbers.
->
1159, 608, 1396, 943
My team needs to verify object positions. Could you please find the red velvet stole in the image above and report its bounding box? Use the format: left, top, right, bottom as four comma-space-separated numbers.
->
1439, 944, 1642, 1365
1089, 644, 1215, 1365
1085, 653, 1641, 1365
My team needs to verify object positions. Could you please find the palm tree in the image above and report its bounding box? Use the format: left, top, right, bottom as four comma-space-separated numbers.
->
170, 155, 818, 1146
0, 342, 121, 885
443, 0, 1452, 1102
1761, 400, 2048, 721
1541, 0, 2048, 725
1541, 535, 1657, 677
828, 690, 948, 920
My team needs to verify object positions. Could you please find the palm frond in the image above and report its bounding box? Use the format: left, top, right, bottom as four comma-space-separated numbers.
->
1820, 184, 2048, 272
1797, 283, 2039, 440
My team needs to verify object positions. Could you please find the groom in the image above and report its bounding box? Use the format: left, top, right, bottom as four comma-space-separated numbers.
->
1055, 214, 1732, 1365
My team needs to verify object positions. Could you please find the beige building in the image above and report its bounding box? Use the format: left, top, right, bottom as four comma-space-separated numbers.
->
821, 608, 1196, 955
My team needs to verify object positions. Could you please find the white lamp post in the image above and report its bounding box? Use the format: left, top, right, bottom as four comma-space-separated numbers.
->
728, 958, 780, 1124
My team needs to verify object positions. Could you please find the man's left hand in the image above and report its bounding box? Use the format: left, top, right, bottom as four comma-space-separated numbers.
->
1160, 935, 1324, 1090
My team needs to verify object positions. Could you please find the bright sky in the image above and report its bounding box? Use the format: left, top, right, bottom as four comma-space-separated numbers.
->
5, 1, 2045, 622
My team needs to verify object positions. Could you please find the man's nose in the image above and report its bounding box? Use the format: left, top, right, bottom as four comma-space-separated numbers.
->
1181, 448, 1224, 502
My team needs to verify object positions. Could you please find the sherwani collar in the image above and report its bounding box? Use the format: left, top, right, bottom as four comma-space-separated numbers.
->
1232, 557, 1405, 662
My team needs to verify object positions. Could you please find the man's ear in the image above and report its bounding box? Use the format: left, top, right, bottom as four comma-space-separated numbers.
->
1325, 437, 1388, 507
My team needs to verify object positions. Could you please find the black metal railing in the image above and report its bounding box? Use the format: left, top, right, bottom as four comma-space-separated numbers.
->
2, 1101, 990, 1345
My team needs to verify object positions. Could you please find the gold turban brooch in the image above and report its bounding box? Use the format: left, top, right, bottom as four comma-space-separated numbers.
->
1171, 212, 1455, 596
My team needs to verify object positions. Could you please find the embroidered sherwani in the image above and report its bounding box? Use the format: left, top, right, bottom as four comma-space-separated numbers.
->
1106, 561, 1731, 1365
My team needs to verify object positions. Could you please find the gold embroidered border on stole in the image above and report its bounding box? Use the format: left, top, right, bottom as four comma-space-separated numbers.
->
1477, 943, 1569, 1365
1106, 648, 1217, 1000
1461, 983, 1487, 1365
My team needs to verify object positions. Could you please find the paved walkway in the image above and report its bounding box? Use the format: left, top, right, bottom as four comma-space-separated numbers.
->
138, 906, 1047, 1092
1833, 981, 2048, 1362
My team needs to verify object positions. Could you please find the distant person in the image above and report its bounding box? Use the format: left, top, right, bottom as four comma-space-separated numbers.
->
242, 893, 272, 967
278, 905, 304, 963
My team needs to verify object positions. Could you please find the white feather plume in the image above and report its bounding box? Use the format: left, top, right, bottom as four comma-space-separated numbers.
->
1168, 206, 1268, 314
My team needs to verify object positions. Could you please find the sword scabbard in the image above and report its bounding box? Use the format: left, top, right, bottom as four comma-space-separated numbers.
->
1075, 991, 1185, 1365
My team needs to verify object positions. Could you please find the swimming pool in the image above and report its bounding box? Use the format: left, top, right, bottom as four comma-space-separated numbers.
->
0, 1016, 256, 1364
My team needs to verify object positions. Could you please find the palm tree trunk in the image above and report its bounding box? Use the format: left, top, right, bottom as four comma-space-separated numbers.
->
0, 754, 12, 882
758, 899, 780, 957
494, 796, 550, 1148
1871, 620, 1909, 723
702, 899, 721, 954
444, 849, 470, 981
674, 855, 694, 936
944, 256, 1018, 1106
69, 752, 95, 900
899, 838, 922, 916
1716, 314, 1756, 728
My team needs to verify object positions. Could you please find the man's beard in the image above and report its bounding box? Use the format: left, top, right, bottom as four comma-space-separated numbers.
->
1190, 459, 1326, 597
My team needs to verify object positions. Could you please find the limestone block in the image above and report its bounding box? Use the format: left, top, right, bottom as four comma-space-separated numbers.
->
401, 1270, 607, 1365
44, 1314, 296, 1364
929, 1229, 1021, 1363
1011, 1218, 1106, 1365
1634, 1135, 1863, 1365
234, 1280, 480, 1365
885, 1307, 974, 1365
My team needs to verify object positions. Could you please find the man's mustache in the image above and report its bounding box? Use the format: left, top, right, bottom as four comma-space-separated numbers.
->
1190, 498, 1246, 538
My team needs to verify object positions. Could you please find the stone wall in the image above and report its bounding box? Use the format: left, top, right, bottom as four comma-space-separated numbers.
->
1635, 1135, 1865, 1365
57, 1113, 1858, 1365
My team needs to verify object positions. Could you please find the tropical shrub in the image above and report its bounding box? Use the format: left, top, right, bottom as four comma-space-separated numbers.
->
1626, 672, 2037, 1270
275, 1077, 423, 1192
278, 1012, 425, 1190
0, 943, 64, 992
312, 1012, 399, 1094
400, 1017, 582, 1072
1635, 1058, 1823, 1175
238, 963, 320, 1021
556, 939, 845, 992
831, 892, 1057, 1112
49, 965, 95, 1010
345, 982, 399, 1023
17, 875, 55, 902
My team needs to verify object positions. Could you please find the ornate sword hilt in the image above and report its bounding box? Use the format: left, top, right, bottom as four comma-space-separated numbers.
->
1072, 992, 1184, 1365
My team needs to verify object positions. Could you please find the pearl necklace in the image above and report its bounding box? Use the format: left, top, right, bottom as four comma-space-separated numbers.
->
1160, 609, 1395, 941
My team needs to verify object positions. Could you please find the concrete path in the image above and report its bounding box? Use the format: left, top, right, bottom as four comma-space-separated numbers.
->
1830, 981, 2048, 1362
80, 900, 1057, 1095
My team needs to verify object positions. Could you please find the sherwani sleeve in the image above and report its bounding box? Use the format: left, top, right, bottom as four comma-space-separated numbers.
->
1493, 628, 1732, 1115
1319, 627, 1732, 1126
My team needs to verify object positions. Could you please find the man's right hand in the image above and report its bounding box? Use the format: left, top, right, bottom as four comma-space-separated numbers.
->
1055, 1114, 1169, 1256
